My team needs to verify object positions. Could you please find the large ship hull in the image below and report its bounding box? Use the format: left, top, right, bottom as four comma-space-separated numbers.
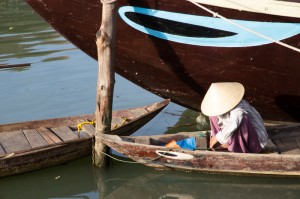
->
25, 0, 300, 122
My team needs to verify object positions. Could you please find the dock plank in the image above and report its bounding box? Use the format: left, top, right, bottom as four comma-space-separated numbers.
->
37, 127, 62, 144
0, 131, 31, 153
23, 129, 49, 148
51, 126, 78, 141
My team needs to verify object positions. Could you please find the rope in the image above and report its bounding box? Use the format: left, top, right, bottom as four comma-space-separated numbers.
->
77, 117, 126, 137
77, 117, 127, 164
186, 0, 300, 54
99, 150, 140, 164
112, 117, 127, 129
77, 120, 95, 136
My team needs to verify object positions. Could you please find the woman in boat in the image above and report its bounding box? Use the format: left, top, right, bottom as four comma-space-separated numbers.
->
201, 82, 268, 153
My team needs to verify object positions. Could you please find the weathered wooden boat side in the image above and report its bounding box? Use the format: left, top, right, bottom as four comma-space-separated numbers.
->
100, 123, 300, 177
24, 0, 300, 122
0, 99, 169, 177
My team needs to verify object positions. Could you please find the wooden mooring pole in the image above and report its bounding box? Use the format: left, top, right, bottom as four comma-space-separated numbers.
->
93, 0, 117, 167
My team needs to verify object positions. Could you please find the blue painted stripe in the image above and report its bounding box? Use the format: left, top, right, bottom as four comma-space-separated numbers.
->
118, 6, 300, 47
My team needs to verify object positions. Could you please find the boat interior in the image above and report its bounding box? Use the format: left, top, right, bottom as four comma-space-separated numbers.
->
130, 122, 300, 155
0, 116, 128, 158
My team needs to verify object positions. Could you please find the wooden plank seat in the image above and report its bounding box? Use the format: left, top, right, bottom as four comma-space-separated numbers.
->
0, 131, 32, 154
0, 125, 84, 156
51, 126, 78, 141
37, 127, 62, 144
23, 129, 48, 148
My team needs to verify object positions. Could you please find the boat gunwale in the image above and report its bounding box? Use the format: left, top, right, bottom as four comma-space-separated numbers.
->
0, 99, 170, 133
100, 125, 300, 177
103, 133, 300, 159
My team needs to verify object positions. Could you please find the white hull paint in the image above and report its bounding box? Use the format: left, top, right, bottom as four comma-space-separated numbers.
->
193, 0, 300, 18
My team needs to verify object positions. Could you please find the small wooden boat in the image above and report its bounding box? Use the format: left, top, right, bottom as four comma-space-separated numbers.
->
0, 99, 169, 177
100, 122, 300, 177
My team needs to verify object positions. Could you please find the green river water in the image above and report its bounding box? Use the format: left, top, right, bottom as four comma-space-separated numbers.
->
0, 1, 299, 198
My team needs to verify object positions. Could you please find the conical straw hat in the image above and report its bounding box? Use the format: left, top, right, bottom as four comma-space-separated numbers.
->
201, 82, 245, 116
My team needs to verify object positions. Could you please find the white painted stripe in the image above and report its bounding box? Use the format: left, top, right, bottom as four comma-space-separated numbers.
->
193, 0, 300, 18
156, 150, 194, 160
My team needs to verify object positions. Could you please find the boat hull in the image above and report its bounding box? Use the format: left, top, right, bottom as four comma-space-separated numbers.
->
100, 127, 300, 177
25, 0, 300, 122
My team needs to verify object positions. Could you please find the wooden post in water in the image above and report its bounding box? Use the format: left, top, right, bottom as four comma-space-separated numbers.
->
93, 0, 117, 167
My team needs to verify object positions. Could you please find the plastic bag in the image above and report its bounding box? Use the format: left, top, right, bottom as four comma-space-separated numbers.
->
165, 137, 196, 150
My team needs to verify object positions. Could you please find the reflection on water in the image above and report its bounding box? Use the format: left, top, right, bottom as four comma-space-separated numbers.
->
96, 161, 300, 199
1, 156, 300, 199
0, 0, 163, 125
0, 157, 96, 199
0, 0, 74, 67
165, 109, 209, 134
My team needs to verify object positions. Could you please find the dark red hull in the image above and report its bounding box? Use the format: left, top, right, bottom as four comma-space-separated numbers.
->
25, 0, 300, 122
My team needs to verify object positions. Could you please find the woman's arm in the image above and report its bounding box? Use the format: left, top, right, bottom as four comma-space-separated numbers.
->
215, 109, 244, 144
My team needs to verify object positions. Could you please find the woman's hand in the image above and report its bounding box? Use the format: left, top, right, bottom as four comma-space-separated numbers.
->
209, 136, 218, 149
